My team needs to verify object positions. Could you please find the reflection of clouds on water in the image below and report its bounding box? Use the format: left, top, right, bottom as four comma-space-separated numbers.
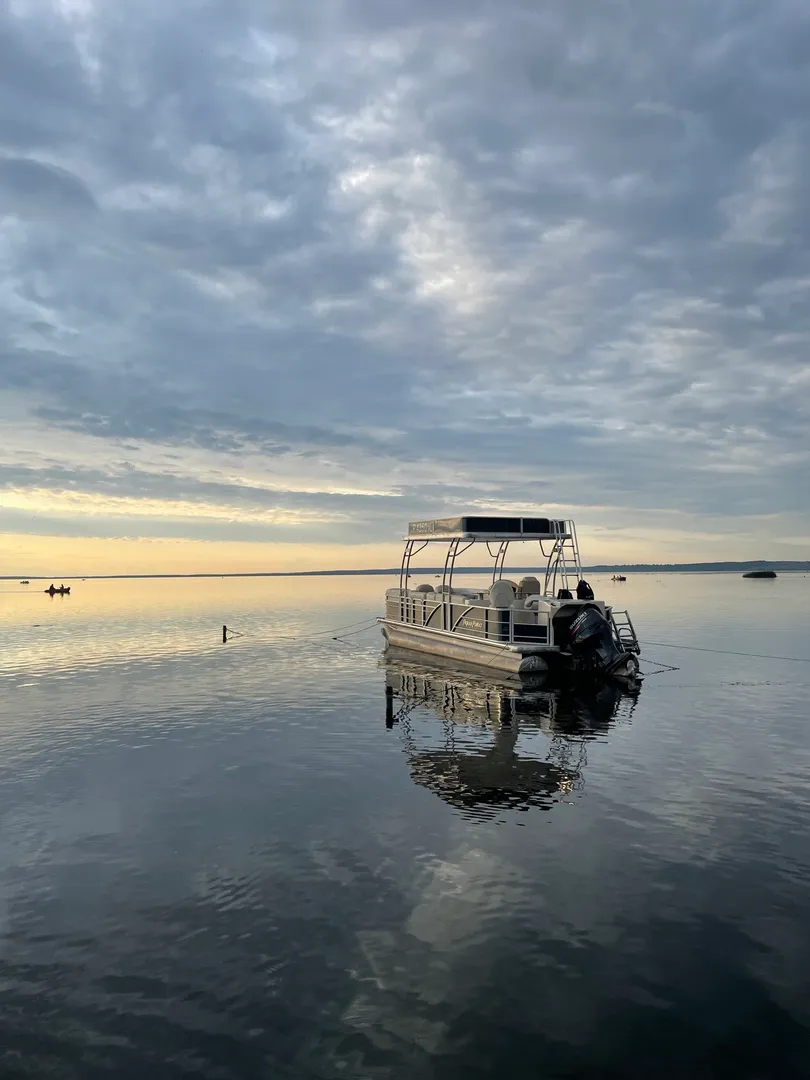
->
0, 575, 383, 685
345, 846, 531, 1058
407, 847, 531, 956
1, 579, 808, 1073
339, 657, 641, 1058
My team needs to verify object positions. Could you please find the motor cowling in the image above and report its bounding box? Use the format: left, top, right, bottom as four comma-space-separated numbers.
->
568, 605, 633, 675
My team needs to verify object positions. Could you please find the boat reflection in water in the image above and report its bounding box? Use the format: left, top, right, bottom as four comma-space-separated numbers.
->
384, 649, 640, 818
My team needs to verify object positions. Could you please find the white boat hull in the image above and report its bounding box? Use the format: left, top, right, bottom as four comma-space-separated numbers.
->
379, 619, 551, 675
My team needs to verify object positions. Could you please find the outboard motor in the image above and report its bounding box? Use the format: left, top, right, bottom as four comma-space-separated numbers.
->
576, 579, 594, 600
569, 605, 636, 676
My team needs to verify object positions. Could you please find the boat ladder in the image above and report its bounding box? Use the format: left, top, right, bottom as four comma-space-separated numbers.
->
610, 609, 641, 654
544, 522, 583, 596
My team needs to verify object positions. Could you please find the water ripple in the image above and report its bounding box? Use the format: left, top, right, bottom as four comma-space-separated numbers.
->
1, 575, 810, 1076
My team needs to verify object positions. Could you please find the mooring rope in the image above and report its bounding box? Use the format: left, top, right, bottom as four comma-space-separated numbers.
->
639, 658, 681, 675
639, 640, 810, 664
222, 616, 381, 645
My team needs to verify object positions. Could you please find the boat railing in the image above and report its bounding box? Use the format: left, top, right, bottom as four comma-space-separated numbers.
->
386, 589, 554, 647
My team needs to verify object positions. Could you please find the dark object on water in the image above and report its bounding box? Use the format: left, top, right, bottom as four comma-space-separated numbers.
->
20, 580, 29, 584
569, 605, 634, 676
743, 570, 777, 579
45, 585, 70, 595
612, 574, 627, 581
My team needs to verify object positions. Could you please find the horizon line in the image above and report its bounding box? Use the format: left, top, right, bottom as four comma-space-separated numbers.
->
3, 559, 808, 581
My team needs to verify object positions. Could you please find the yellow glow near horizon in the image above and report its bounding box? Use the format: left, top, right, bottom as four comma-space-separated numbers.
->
0, 521, 802, 578
0, 533, 405, 577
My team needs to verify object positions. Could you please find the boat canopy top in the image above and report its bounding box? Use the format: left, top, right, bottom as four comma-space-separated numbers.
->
407, 516, 571, 541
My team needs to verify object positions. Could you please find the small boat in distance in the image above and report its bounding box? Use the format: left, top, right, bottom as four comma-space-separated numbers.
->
45, 585, 71, 595
611, 575, 627, 582
20, 580, 29, 584
743, 570, 777, 579
379, 516, 642, 680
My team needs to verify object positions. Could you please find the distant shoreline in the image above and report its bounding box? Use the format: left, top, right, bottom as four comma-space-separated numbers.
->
3, 561, 808, 581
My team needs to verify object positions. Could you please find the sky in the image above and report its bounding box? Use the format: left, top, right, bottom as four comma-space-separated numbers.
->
1, 0, 809, 575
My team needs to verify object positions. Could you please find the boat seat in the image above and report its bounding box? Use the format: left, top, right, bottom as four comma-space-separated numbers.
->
517, 576, 541, 599
414, 584, 434, 593
489, 580, 516, 608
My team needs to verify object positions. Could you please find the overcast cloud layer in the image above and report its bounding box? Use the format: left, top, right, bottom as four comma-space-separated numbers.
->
1, 0, 809, 562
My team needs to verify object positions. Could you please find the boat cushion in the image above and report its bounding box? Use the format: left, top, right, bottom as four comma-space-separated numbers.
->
489, 580, 516, 608
517, 576, 541, 598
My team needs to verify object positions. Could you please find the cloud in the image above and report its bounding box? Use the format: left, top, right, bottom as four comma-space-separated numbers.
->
0, 0, 808, 566
0, 154, 97, 216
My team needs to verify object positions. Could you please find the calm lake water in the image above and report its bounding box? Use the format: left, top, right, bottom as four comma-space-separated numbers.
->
1, 572, 809, 1079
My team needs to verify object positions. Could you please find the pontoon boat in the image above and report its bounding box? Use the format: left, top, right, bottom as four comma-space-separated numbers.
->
379, 516, 641, 680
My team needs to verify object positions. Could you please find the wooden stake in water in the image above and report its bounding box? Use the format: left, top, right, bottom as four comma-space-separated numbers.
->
385, 685, 394, 727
